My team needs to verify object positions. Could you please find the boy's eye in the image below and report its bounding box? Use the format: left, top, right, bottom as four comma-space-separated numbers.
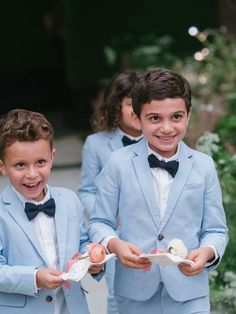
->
150, 115, 160, 122
172, 114, 182, 121
15, 162, 25, 169
37, 159, 46, 166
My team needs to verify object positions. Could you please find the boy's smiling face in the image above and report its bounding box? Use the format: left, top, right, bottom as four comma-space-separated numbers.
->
139, 98, 191, 158
0, 139, 56, 202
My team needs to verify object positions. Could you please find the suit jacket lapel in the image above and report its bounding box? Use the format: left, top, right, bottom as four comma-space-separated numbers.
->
133, 139, 161, 228
51, 189, 68, 270
2, 186, 47, 263
160, 142, 194, 230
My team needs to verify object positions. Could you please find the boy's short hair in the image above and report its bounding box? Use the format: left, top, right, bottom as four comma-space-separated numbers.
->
0, 109, 54, 159
132, 68, 192, 117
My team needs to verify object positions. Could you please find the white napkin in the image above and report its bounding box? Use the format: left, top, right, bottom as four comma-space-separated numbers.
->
60, 253, 116, 282
140, 252, 194, 266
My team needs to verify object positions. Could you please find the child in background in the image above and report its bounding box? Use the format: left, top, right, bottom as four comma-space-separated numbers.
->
0, 109, 103, 314
78, 70, 142, 218
78, 70, 142, 314
88, 68, 228, 314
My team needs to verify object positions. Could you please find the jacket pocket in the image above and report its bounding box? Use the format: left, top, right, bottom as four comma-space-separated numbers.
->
0, 292, 26, 308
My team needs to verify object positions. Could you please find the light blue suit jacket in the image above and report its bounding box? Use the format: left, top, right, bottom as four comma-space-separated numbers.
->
89, 138, 228, 302
78, 129, 123, 218
0, 185, 97, 314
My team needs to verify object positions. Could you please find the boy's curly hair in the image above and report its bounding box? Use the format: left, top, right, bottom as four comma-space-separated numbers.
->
91, 70, 138, 132
0, 109, 54, 160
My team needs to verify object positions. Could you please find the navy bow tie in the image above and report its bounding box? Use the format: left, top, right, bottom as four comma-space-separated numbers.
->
25, 198, 56, 221
122, 135, 140, 147
148, 154, 179, 178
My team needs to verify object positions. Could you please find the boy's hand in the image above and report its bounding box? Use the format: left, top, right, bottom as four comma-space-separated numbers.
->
36, 268, 65, 289
178, 247, 215, 276
108, 238, 151, 269
88, 263, 104, 274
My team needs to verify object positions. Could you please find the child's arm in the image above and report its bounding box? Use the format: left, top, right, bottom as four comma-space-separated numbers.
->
78, 137, 100, 218
178, 247, 215, 276
198, 157, 228, 262
179, 155, 228, 277
108, 238, 151, 269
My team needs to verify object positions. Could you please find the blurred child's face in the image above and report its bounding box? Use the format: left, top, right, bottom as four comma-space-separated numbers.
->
139, 98, 191, 158
0, 139, 56, 201
119, 96, 142, 137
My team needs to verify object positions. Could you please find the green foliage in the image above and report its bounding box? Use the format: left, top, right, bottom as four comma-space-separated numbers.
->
175, 27, 236, 100
209, 270, 236, 313
177, 27, 236, 150
196, 131, 236, 313
196, 131, 236, 204
129, 34, 176, 70
104, 33, 178, 71
215, 92, 236, 147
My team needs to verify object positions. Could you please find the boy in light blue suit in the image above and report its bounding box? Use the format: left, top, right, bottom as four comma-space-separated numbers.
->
89, 68, 228, 314
0, 109, 104, 314
78, 71, 142, 219
78, 71, 142, 314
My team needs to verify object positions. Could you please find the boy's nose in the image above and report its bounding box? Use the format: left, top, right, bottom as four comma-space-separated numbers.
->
26, 167, 38, 178
160, 121, 173, 133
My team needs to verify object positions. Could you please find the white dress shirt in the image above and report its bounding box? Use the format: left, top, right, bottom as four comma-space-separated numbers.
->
13, 186, 69, 314
117, 128, 143, 142
148, 145, 178, 220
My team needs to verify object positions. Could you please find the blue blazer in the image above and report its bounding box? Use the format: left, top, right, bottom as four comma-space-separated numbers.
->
0, 185, 96, 314
78, 129, 123, 218
89, 138, 228, 302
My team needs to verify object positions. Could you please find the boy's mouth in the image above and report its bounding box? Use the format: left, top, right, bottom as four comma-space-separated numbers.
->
157, 135, 176, 142
23, 182, 40, 189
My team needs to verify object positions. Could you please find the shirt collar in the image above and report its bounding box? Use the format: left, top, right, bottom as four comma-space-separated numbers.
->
117, 127, 143, 141
147, 143, 180, 162
12, 185, 50, 206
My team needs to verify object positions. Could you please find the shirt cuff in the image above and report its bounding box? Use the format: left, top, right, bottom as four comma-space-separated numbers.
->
101, 235, 118, 253
204, 245, 218, 267
34, 269, 40, 293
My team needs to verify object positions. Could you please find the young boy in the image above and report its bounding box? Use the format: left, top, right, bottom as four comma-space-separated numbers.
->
78, 71, 142, 314
88, 68, 228, 314
78, 70, 142, 219
0, 109, 103, 314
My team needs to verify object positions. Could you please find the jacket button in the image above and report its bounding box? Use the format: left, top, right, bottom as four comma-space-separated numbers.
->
46, 295, 53, 302
157, 234, 164, 241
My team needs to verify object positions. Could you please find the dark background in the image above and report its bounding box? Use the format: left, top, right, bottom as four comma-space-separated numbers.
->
0, 0, 235, 132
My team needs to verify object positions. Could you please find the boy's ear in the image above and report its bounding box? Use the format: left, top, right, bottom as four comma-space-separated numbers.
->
187, 108, 192, 124
50, 148, 56, 169
52, 148, 56, 160
0, 159, 7, 176
187, 108, 192, 119
132, 112, 142, 129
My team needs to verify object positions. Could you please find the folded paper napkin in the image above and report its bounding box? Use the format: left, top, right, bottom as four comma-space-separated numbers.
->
60, 252, 116, 282
140, 252, 194, 267
140, 238, 194, 269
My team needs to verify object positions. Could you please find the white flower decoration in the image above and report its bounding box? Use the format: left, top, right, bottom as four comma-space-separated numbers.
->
168, 239, 188, 259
